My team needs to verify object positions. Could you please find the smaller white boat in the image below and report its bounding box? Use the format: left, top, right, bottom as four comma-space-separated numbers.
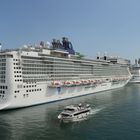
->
58, 103, 91, 122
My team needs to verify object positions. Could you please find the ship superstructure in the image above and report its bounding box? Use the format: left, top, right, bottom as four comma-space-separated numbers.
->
0, 37, 131, 110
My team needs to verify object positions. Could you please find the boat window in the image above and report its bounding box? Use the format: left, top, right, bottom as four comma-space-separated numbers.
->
64, 108, 75, 111
61, 113, 70, 117
73, 110, 89, 116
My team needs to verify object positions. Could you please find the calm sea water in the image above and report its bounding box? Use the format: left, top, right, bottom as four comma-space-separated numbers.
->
0, 84, 140, 140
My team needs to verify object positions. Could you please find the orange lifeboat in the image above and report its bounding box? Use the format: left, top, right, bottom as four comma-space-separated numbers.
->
90, 79, 94, 84
75, 81, 81, 85
81, 80, 89, 85
64, 81, 72, 86
88, 79, 91, 83
71, 80, 81, 86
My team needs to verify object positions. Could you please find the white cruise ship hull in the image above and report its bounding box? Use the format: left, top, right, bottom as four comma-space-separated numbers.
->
0, 80, 129, 110
0, 37, 131, 110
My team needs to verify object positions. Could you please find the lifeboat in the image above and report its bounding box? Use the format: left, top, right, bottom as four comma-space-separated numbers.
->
88, 79, 95, 84
75, 81, 81, 85
96, 79, 101, 84
64, 81, 73, 86
81, 80, 89, 85
88, 79, 91, 83
94, 80, 98, 84
69, 80, 81, 86
50, 81, 62, 87
90, 79, 95, 84
72, 81, 76, 85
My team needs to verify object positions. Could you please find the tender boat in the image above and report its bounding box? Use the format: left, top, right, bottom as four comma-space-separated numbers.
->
58, 103, 91, 122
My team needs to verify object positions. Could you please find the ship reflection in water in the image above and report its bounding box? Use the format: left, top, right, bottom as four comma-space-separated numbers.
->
0, 84, 140, 140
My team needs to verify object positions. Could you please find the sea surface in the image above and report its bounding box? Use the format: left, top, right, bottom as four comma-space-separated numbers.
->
0, 84, 140, 140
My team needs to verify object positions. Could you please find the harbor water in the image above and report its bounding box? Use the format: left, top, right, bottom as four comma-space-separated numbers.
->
0, 84, 140, 140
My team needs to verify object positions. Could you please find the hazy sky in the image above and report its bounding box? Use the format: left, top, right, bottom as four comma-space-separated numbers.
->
0, 0, 140, 62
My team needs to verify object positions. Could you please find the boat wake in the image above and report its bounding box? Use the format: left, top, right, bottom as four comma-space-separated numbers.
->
90, 106, 105, 115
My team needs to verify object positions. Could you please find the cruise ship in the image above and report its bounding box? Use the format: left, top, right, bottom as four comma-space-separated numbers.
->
129, 59, 140, 83
0, 37, 131, 110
